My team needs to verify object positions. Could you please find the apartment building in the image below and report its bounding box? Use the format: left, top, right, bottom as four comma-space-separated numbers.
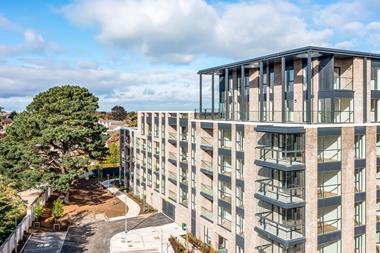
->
121, 46, 380, 253
119, 127, 136, 190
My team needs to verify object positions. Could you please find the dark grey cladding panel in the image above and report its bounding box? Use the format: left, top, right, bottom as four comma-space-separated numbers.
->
318, 231, 341, 245
236, 124, 245, 131
236, 206, 244, 217
219, 148, 232, 157
372, 90, 380, 98
192, 143, 196, 150
192, 166, 196, 173
377, 222, 380, 232
191, 122, 196, 127
255, 125, 305, 134
180, 141, 188, 148
317, 127, 341, 136
236, 179, 244, 189
318, 90, 354, 98
218, 199, 232, 212
201, 122, 213, 129
179, 118, 188, 126
236, 151, 244, 160
179, 182, 188, 191
191, 187, 196, 194
254, 160, 305, 171
319, 55, 333, 91
355, 127, 366, 135
318, 196, 341, 208
318, 162, 341, 171
218, 173, 231, 183
154, 117, 159, 124
218, 123, 231, 129
168, 117, 177, 126
355, 159, 366, 168
354, 225, 366, 236
355, 192, 366, 203
236, 234, 244, 248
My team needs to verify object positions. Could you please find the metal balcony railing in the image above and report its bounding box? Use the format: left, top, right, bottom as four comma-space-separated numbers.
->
201, 183, 213, 196
201, 207, 213, 220
317, 149, 341, 163
256, 211, 304, 240
219, 164, 232, 176
317, 218, 340, 235
256, 179, 304, 203
318, 183, 341, 199
257, 146, 304, 165
201, 160, 213, 173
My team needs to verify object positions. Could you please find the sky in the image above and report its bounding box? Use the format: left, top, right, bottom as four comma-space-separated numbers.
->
1, 0, 380, 112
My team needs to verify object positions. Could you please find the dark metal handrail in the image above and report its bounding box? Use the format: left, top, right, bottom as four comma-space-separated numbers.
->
256, 179, 305, 202
257, 145, 304, 165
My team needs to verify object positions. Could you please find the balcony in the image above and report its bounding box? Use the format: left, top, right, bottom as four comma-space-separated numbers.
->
201, 183, 214, 201
168, 152, 177, 165
168, 190, 177, 202
318, 219, 340, 235
168, 132, 177, 145
256, 146, 304, 171
255, 179, 305, 208
220, 138, 232, 149
255, 211, 305, 246
200, 160, 213, 177
180, 174, 188, 186
200, 207, 213, 221
201, 136, 213, 151
219, 191, 232, 204
334, 76, 353, 90
168, 171, 177, 185
180, 133, 188, 142
219, 164, 232, 177
318, 183, 341, 199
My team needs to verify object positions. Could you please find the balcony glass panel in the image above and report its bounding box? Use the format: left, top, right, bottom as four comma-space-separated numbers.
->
201, 183, 213, 197
201, 160, 213, 174
256, 179, 304, 204
256, 210, 304, 241
318, 136, 341, 163
201, 136, 213, 148
318, 205, 341, 235
201, 207, 213, 221
318, 170, 341, 199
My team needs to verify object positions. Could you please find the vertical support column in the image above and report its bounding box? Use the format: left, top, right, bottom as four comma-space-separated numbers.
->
366, 126, 377, 253
304, 128, 318, 253
225, 68, 229, 120
211, 73, 215, 119
241, 65, 245, 120
199, 74, 203, 119
281, 57, 286, 122
259, 61, 264, 122
363, 58, 368, 122
341, 127, 355, 253
306, 50, 312, 123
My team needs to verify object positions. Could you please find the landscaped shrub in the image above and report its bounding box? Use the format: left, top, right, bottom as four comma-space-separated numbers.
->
169, 236, 187, 253
34, 203, 43, 221
52, 198, 64, 223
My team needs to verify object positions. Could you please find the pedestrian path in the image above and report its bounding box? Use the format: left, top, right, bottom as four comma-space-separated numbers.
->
102, 179, 141, 218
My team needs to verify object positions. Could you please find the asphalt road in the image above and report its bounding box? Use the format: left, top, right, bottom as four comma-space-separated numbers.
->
61, 212, 173, 253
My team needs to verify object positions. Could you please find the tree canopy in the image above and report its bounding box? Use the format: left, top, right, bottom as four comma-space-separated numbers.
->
111, 105, 128, 121
0, 176, 26, 244
0, 85, 108, 195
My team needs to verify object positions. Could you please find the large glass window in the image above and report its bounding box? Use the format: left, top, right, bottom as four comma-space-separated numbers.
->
236, 158, 244, 180
371, 99, 380, 122
355, 168, 366, 193
218, 206, 232, 229
236, 214, 244, 236
355, 135, 366, 159
203, 226, 211, 245
236, 128, 244, 151
354, 201, 366, 226
236, 186, 243, 208
355, 234, 366, 253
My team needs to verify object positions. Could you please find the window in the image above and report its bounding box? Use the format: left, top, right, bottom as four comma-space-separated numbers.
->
191, 150, 195, 166
218, 128, 231, 148
354, 135, 366, 159
236, 129, 244, 151
191, 193, 196, 210
218, 206, 232, 229
236, 246, 244, 253
203, 226, 211, 245
236, 214, 244, 236
377, 134, 380, 157
236, 159, 244, 180
371, 99, 380, 122
354, 201, 365, 226
318, 240, 341, 253
355, 168, 365, 192
179, 188, 188, 207
236, 186, 243, 208
218, 155, 232, 176
191, 170, 195, 188
355, 234, 365, 253
218, 181, 232, 204
191, 127, 195, 143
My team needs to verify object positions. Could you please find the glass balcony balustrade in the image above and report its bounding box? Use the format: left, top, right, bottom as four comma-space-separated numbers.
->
256, 211, 304, 241
317, 218, 340, 235
201, 183, 213, 197
201, 207, 213, 220
256, 179, 304, 204
201, 160, 213, 174
201, 136, 213, 148
257, 146, 304, 166
168, 132, 177, 141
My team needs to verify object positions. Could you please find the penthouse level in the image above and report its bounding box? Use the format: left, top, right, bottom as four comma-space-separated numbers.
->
196, 46, 380, 124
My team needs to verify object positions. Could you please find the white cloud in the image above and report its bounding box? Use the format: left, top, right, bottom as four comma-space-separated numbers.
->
62, 0, 332, 63
0, 61, 200, 112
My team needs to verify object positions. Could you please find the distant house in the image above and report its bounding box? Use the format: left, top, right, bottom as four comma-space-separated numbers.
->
98, 119, 127, 133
